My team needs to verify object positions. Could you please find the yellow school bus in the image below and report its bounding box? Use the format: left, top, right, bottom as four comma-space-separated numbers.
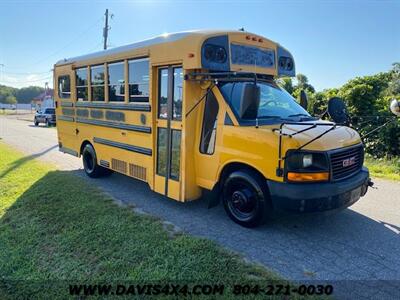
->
54, 30, 371, 227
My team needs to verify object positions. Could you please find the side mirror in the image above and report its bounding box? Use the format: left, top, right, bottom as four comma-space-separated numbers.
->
299, 90, 308, 110
327, 97, 349, 124
390, 99, 400, 117
239, 83, 260, 119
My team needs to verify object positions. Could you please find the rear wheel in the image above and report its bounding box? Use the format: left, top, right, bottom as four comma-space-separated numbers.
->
222, 170, 271, 228
34, 119, 39, 126
82, 144, 112, 178
46, 119, 50, 127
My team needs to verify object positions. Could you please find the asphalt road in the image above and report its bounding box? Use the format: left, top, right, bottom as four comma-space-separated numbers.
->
1, 115, 399, 299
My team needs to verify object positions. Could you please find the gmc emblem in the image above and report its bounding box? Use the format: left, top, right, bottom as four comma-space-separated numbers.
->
343, 156, 356, 167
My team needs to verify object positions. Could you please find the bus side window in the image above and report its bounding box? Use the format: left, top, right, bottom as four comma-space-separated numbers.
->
76, 67, 88, 101
58, 75, 71, 99
200, 91, 219, 155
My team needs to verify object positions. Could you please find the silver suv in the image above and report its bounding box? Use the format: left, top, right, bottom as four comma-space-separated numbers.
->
34, 108, 56, 127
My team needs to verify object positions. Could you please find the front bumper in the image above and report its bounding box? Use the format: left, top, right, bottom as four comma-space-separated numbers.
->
267, 167, 370, 213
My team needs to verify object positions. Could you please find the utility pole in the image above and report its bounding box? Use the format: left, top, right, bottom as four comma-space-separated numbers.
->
103, 9, 109, 50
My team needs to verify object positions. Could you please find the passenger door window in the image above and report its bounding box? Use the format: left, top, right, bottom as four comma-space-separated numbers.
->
155, 65, 183, 199
172, 67, 183, 120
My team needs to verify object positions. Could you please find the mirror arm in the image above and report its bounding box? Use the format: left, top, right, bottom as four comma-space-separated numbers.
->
185, 82, 217, 118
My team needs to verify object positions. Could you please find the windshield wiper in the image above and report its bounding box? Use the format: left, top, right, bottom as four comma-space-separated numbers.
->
287, 113, 310, 117
287, 113, 318, 121
257, 115, 283, 119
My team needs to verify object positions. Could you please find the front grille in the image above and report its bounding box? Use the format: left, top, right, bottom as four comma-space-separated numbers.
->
330, 144, 363, 180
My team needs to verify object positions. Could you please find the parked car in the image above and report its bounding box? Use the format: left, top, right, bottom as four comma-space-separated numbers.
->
34, 108, 56, 127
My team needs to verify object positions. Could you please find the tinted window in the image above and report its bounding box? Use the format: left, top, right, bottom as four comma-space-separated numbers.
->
128, 59, 149, 102
45, 108, 55, 114
91, 65, 105, 101
219, 81, 310, 120
76, 67, 88, 101
108, 62, 125, 102
200, 92, 219, 154
172, 67, 183, 120
76, 68, 88, 86
58, 75, 70, 99
158, 68, 168, 119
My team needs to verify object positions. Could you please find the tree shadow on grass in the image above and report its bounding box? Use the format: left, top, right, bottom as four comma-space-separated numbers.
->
1, 167, 400, 299
1, 170, 283, 299
0, 144, 58, 179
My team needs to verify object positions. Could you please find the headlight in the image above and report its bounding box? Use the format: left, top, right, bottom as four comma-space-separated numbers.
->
285, 151, 329, 182
302, 154, 313, 168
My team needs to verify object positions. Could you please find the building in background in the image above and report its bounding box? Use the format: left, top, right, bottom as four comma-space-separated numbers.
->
32, 85, 54, 111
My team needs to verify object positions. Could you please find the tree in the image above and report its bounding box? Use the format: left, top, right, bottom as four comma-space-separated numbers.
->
386, 62, 400, 96
276, 77, 294, 94
4, 95, 17, 104
295, 73, 315, 93
16, 86, 45, 103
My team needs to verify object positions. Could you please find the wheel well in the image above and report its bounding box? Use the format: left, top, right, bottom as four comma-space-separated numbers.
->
80, 140, 92, 156
218, 162, 266, 187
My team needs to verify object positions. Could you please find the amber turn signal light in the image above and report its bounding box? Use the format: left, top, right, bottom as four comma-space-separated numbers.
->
287, 172, 329, 182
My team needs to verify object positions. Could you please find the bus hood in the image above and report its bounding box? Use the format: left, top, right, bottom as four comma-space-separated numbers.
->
268, 121, 362, 151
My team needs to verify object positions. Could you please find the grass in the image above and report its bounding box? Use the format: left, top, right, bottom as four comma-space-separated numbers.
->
0, 142, 296, 299
365, 155, 400, 181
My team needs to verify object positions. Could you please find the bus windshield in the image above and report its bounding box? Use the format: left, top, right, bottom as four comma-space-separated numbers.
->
219, 81, 312, 121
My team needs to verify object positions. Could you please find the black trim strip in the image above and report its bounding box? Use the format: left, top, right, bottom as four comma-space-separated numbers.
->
59, 146, 78, 157
58, 116, 75, 122
75, 102, 151, 112
60, 101, 74, 107
93, 137, 152, 156
76, 118, 151, 133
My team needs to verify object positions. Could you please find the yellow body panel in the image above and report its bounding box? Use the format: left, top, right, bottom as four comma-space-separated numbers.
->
54, 30, 362, 203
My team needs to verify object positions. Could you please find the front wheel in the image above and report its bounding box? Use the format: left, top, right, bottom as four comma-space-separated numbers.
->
222, 170, 272, 228
82, 144, 112, 178
34, 119, 39, 126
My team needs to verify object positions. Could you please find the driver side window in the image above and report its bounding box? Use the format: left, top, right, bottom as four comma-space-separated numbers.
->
200, 91, 219, 155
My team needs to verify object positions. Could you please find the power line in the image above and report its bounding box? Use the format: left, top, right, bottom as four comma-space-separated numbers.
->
2, 69, 52, 75
0, 75, 52, 85
2, 16, 104, 70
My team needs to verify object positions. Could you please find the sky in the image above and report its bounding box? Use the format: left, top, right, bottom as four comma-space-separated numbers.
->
0, 0, 398, 91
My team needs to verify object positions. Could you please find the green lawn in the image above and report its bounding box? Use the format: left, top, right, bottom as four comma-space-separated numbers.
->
365, 156, 400, 181
0, 142, 293, 299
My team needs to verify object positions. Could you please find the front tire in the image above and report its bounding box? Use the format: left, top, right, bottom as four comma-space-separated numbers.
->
222, 170, 272, 228
82, 144, 111, 178
34, 119, 39, 126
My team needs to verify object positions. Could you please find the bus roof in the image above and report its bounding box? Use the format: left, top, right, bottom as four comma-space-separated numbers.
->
55, 29, 295, 77
55, 30, 234, 66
